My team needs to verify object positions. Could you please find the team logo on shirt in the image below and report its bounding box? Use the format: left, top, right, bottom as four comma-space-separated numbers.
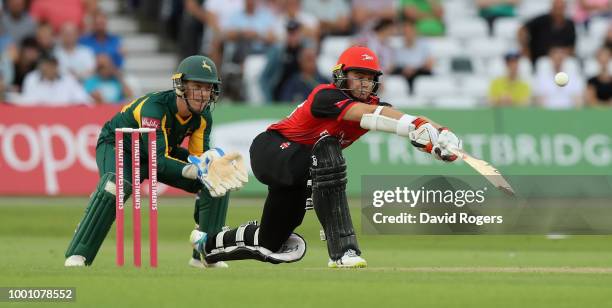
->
280, 142, 291, 150
334, 99, 351, 109
336, 131, 349, 145
202, 60, 212, 72
361, 53, 374, 61
142, 117, 160, 129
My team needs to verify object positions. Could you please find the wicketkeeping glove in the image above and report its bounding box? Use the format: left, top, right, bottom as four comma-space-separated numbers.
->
187, 150, 248, 197
182, 148, 224, 180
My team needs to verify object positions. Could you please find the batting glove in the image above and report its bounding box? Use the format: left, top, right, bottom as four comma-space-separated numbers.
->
432, 128, 461, 162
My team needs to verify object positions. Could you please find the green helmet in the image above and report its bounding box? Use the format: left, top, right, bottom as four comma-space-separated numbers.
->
172, 55, 221, 109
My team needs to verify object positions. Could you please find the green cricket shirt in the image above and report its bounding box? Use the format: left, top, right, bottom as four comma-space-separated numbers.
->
98, 90, 213, 182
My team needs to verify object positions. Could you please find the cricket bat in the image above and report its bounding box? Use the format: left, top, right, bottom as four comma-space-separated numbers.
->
448, 147, 515, 196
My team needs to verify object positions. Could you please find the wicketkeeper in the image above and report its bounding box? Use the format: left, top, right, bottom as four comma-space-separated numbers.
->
190, 46, 462, 268
65, 55, 247, 267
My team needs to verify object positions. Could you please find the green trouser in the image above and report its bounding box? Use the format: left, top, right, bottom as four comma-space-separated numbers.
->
65, 140, 201, 265
191, 189, 230, 261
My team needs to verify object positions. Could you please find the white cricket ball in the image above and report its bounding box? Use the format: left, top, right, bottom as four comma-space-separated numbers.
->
554, 72, 569, 87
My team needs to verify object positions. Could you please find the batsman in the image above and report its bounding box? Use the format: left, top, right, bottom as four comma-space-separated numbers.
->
65, 55, 248, 267
190, 46, 463, 268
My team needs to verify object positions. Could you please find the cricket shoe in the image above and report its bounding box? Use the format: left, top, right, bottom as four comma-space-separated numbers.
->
190, 230, 208, 258
327, 249, 367, 268
188, 258, 229, 269
204, 260, 229, 268
188, 258, 206, 269
189, 231, 229, 268
64, 255, 86, 267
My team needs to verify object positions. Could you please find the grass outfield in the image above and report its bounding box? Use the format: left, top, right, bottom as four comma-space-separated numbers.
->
1, 197, 611, 307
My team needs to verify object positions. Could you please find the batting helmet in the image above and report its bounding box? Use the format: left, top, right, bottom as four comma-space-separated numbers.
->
332, 46, 382, 95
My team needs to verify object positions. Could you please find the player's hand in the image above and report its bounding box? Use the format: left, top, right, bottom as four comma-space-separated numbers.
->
207, 152, 248, 190
182, 148, 225, 180
408, 118, 461, 163
188, 151, 248, 197
432, 128, 461, 162
408, 117, 439, 154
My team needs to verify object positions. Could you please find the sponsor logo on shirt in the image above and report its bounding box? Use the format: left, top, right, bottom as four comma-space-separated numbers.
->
280, 142, 291, 150
334, 99, 351, 109
142, 117, 160, 129
334, 130, 349, 145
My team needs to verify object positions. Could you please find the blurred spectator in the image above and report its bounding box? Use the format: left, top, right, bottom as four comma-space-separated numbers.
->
184, 0, 244, 64
585, 48, 612, 106
261, 20, 311, 101
261, 0, 284, 15
0, 47, 14, 101
488, 51, 531, 106
12, 55, 92, 105
84, 54, 133, 104
572, 0, 611, 28
160, 0, 184, 45
519, 0, 576, 65
54, 22, 96, 81
476, 0, 518, 34
29, 0, 89, 32
81, 0, 100, 33
604, 24, 612, 52
125, 0, 141, 12
178, 0, 208, 59
12, 37, 41, 91
35, 22, 55, 55
351, 0, 396, 33
0, 76, 6, 102
79, 10, 125, 69
0, 49, 15, 89
392, 20, 433, 93
533, 47, 584, 108
223, 0, 278, 61
1, 0, 37, 44
276, 0, 319, 42
0, 21, 18, 60
302, 0, 351, 36
279, 47, 329, 102
400, 0, 445, 37
356, 18, 395, 74
222, 0, 278, 100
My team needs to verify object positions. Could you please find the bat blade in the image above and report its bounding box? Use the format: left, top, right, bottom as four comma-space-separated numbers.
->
449, 148, 515, 196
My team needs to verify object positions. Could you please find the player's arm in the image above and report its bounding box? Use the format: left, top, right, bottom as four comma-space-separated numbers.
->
343, 102, 442, 129
169, 109, 214, 161
202, 110, 213, 152
170, 146, 190, 161
310, 89, 459, 161
181, 113, 216, 172
182, 112, 248, 197
346, 102, 461, 162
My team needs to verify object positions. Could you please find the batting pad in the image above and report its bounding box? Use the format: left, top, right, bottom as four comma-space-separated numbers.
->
311, 136, 361, 261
